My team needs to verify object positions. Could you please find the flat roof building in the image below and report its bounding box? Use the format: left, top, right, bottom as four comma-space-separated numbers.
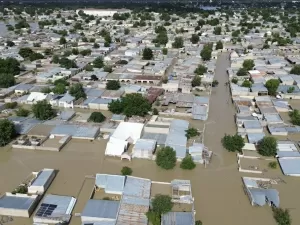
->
0, 193, 39, 218
28, 168, 56, 195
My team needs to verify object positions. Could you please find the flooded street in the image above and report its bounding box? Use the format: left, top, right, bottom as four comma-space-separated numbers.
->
0, 53, 300, 225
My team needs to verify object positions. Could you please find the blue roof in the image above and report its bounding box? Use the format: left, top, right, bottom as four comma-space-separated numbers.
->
277, 151, 300, 158
50, 124, 99, 138
249, 189, 279, 207
59, 93, 75, 103
123, 176, 151, 199
278, 158, 300, 176
0, 195, 36, 210
247, 133, 265, 144
90, 98, 113, 104
95, 174, 125, 194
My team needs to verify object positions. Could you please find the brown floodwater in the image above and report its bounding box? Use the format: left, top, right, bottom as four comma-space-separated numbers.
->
1, 54, 300, 225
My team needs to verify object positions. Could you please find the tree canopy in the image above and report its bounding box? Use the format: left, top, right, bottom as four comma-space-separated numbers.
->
194, 65, 207, 75
88, 112, 106, 123
216, 40, 223, 50
192, 75, 201, 87
213, 26, 222, 35
32, 100, 55, 120
155, 146, 177, 170
19, 47, 34, 59
200, 43, 213, 61
59, 57, 77, 69
108, 93, 151, 117
106, 80, 120, 90
243, 59, 255, 71
16, 108, 30, 117
236, 67, 248, 76
221, 134, 245, 153
172, 37, 184, 48
152, 194, 173, 215
265, 79, 280, 96
242, 80, 252, 88
142, 47, 154, 60
0, 119, 16, 146
180, 155, 196, 170
52, 83, 66, 94
257, 137, 277, 156
290, 65, 300, 75
289, 109, 300, 126
93, 57, 104, 68
185, 128, 199, 139
69, 83, 86, 100
273, 207, 291, 225
190, 34, 199, 44
121, 166, 132, 176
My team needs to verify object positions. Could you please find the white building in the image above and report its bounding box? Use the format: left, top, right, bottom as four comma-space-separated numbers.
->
28, 169, 56, 195
76, 8, 130, 17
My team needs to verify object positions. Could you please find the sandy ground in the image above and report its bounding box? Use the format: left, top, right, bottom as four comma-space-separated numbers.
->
1, 54, 300, 225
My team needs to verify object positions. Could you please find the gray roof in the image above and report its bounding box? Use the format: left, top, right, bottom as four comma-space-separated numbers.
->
278, 158, 300, 176
251, 83, 268, 92
81, 199, 119, 219
123, 176, 151, 198
247, 133, 265, 144
35, 194, 75, 218
59, 93, 75, 103
0, 195, 36, 210
50, 124, 99, 138
264, 114, 283, 123
31, 169, 55, 187
95, 174, 125, 194
134, 139, 156, 151
244, 120, 262, 129
57, 111, 75, 121
142, 133, 167, 145
248, 188, 279, 207
15, 84, 34, 91
277, 151, 300, 158
162, 212, 194, 225
84, 88, 105, 98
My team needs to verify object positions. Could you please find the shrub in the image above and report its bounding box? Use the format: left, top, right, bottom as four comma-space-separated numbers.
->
156, 146, 177, 170
88, 112, 106, 123
272, 207, 291, 225
257, 137, 277, 156
152, 194, 173, 214
268, 161, 277, 169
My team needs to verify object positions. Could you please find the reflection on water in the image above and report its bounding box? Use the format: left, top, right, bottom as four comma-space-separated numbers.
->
0, 20, 39, 37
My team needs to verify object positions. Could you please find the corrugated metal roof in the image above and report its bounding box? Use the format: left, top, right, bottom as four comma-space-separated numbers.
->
123, 176, 151, 199
249, 189, 279, 207
278, 158, 300, 176
142, 133, 167, 145
247, 133, 265, 144
81, 199, 119, 219
134, 139, 156, 151
162, 212, 194, 225
31, 169, 55, 187
0, 195, 36, 210
50, 124, 99, 138
95, 174, 125, 194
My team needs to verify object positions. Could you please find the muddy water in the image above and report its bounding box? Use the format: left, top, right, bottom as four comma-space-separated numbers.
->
1, 54, 300, 225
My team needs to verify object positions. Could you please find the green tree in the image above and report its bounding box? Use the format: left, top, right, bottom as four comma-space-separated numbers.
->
0, 58, 20, 75
221, 134, 245, 153
180, 155, 196, 170
88, 112, 106, 123
146, 211, 161, 225
290, 65, 300, 75
289, 109, 300, 125
6, 40, 15, 47
0, 119, 16, 146
185, 128, 199, 139
200, 43, 213, 61
80, 49, 92, 56
29, 52, 44, 61
195, 220, 203, 225
104, 65, 113, 73
72, 48, 79, 55
272, 207, 291, 225
162, 48, 168, 55
156, 146, 177, 170
192, 75, 201, 87
287, 87, 295, 93
142, 47, 153, 60
59, 36, 67, 45
237, 68, 248, 76
265, 79, 280, 96
44, 48, 52, 55
108, 93, 151, 117
41, 87, 52, 94
194, 65, 207, 75
32, 100, 55, 120
93, 43, 100, 49
59, 57, 77, 69
213, 26, 222, 35
93, 57, 104, 68
121, 166, 132, 176
0, 73, 15, 88
172, 37, 184, 48
106, 80, 120, 90
216, 40, 223, 50
19, 47, 34, 58
52, 55, 60, 64
124, 28, 130, 35
268, 161, 277, 169
16, 108, 30, 117
190, 34, 199, 44
69, 83, 86, 100
152, 194, 173, 214
257, 137, 277, 156
52, 83, 66, 94
85, 64, 93, 71
231, 77, 238, 84
242, 80, 252, 88
243, 59, 255, 70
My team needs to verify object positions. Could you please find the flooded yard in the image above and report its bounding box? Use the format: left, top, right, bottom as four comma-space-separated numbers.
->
0, 54, 300, 225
